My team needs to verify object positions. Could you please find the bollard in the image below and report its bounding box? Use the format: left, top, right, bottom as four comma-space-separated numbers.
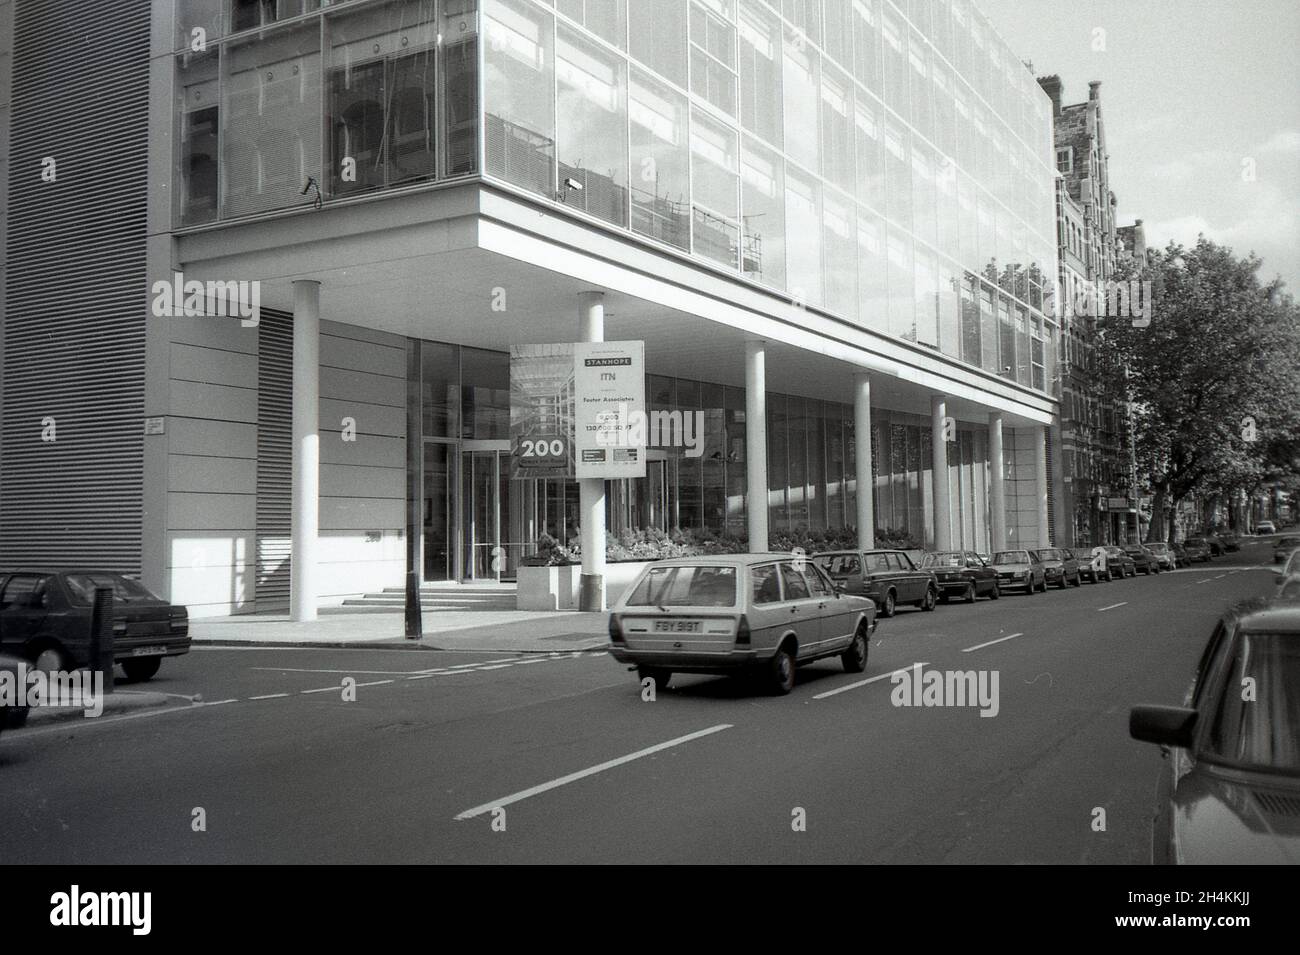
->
89, 586, 115, 695
404, 568, 423, 639
579, 573, 604, 613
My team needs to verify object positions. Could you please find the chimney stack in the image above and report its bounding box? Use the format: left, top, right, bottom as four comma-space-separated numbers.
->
1089, 80, 1102, 101
1037, 74, 1063, 116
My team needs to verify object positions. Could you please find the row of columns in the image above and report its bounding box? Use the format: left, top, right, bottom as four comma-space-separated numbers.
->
286, 284, 1049, 620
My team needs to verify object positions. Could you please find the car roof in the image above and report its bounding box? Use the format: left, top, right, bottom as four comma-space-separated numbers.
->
1230, 598, 1300, 633
812, 549, 906, 557
644, 553, 806, 567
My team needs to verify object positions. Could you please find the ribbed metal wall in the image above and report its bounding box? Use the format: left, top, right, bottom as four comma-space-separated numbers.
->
255, 310, 293, 609
0, 0, 152, 571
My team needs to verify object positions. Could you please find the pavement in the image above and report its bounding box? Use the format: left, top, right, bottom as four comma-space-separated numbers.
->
0, 541, 1284, 864
189, 605, 610, 652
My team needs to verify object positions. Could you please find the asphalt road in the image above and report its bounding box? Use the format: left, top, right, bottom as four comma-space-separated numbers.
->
0, 543, 1282, 864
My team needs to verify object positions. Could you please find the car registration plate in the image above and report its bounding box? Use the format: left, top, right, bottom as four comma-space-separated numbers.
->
131, 646, 167, 657
653, 620, 702, 633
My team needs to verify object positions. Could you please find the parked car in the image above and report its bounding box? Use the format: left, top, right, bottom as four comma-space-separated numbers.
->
920, 551, 1000, 602
1103, 545, 1138, 578
1274, 536, 1300, 564
1201, 535, 1226, 557
1278, 548, 1300, 583
0, 653, 32, 738
1256, 521, 1277, 535
1033, 548, 1081, 589
1076, 546, 1110, 583
1182, 538, 1213, 563
813, 549, 938, 617
1130, 598, 1300, 863
1221, 534, 1241, 553
1145, 542, 1179, 571
0, 571, 190, 682
988, 549, 1046, 594
607, 554, 877, 695
1123, 544, 1162, 575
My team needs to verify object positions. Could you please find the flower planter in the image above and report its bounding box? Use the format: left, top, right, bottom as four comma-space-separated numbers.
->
516, 560, 658, 611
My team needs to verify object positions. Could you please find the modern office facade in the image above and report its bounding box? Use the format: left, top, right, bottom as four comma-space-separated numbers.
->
1, 0, 1060, 617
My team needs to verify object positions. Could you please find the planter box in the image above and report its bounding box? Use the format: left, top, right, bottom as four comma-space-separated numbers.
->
516, 561, 657, 611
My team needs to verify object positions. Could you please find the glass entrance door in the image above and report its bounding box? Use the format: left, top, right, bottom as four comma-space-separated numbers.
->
423, 442, 455, 581
462, 448, 511, 581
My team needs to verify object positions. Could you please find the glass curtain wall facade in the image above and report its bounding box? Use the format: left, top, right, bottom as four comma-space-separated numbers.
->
481, 0, 1060, 394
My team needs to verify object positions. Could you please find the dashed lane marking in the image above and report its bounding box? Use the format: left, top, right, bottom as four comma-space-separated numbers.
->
812, 663, 929, 700
1097, 602, 1128, 611
454, 724, 734, 821
962, 633, 1024, 652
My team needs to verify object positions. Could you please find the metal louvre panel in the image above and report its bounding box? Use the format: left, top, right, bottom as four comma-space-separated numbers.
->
0, 0, 151, 573
1044, 426, 1056, 545
256, 311, 293, 609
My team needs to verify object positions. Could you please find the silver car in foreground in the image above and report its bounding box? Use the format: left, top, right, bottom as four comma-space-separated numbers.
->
608, 554, 877, 695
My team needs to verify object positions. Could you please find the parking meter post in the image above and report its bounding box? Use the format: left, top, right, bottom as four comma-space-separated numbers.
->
89, 586, 115, 695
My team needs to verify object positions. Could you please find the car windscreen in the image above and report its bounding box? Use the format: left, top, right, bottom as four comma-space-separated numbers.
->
624, 565, 737, 608
1036, 549, 1063, 560
1204, 631, 1300, 772
992, 551, 1028, 564
922, 553, 962, 567
65, 573, 162, 605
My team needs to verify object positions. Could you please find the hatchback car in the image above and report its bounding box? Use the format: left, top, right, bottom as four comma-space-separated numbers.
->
1123, 544, 1162, 575
988, 549, 1046, 594
920, 551, 1000, 602
1274, 536, 1300, 564
1181, 538, 1212, 563
1145, 542, 1178, 571
1103, 545, 1137, 578
1033, 548, 1081, 588
0, 571, 190, 681
607, 555, 877, 695
1256, 521, 1277, 535
1077, 546, 1111, 583
1130, 599, 1300, 863
812, 549, 938, 617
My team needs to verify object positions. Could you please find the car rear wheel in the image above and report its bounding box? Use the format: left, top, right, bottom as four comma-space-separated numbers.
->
30, 645, 67, 674
1024, 578, 1035, 596
121, 657, 162, 682
841, 625, 868, 673
1071, 573, 1082, 587
964, 582, 976, 604
920, 585, 937, 611
769, 646, 796, 695
637, 667, 672, 691
989, 582, 1000, 600
1057, 574, 1067, 589
881, 591, 897, 618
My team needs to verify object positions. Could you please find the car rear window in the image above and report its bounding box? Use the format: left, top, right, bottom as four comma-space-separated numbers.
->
992, 551, 1028, 563
1204, 631, 1300, 772
625, 565, 737, 608
922, 553, 962, 567
63, 573, 162, 605
1037, 549, 1063, 560
815, 554, 860, 577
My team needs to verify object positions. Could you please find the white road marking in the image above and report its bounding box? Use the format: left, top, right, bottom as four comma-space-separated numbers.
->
248, 693, 289, 701
1213, 574, 1225, 580
301, 686, 342, 695
962, 632, 1024, 653
812, 663, 929, 700
1097, 602, 1128, 611
251, 667, 441, 676
477, 664, 513, 671
454, 724, 734, 821
354, 679, 395, 688
201, 699, 239, 706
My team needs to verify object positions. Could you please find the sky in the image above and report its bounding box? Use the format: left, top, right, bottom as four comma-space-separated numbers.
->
975, 0, 1300, 292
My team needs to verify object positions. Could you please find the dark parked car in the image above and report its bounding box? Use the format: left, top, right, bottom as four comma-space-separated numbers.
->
1221, 534, 1241, 553
0, 653, 32, 737
920, 551, 1000, 602
1033, 548, 1081, 588
988, 549, 1046, 594
1274, 536, 1300, 564
1130, 599, 1300, 863
813, 549, 938, 617
1202, 535, 1226, 557
1182, 538, 1213, 563
1123, 544, 1162, 575
1076, 546, 1111, 583
0, 571, 190, 682
1103, 545, 1137, 578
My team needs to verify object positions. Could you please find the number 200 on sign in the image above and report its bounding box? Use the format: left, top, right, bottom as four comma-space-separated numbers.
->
520, 439, 564, 457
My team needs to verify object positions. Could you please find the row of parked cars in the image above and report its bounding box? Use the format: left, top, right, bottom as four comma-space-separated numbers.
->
607, 541, 1175, 695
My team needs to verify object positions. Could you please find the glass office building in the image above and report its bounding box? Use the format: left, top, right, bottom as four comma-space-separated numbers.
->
147, 0, 1059, 611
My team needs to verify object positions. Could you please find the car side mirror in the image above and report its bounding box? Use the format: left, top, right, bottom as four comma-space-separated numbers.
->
834, 580, 848, 593
1129, 705, 1197, 749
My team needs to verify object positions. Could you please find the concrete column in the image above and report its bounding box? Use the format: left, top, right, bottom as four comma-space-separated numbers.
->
931, 395, 952, 551
1035, 426, 1051, 547
578, 292, 606, 611
290, 280, 321, 622
854, 374, 874, 550
989, 412, 1007, 552
745, 339, 768, 553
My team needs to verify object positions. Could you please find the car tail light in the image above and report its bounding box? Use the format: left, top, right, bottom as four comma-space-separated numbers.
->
736, 615, 751, 646
608, 615, 623, 643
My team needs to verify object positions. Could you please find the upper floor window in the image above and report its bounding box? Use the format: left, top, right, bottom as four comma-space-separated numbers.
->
232, 0, 319, 32
1056, 147, 1073, 174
